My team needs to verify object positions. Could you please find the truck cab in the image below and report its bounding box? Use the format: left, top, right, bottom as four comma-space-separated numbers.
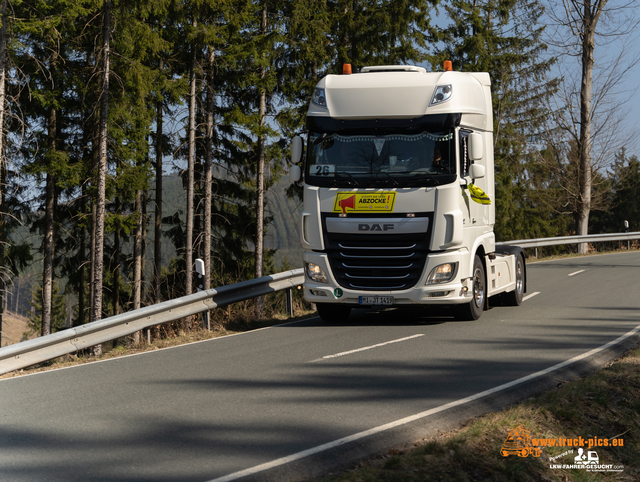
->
289, 64, 525, 321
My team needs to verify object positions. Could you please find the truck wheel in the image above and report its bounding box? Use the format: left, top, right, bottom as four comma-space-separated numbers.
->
316, 303, 351, 322
455, 255, 485, 321
504, 254, 524, 306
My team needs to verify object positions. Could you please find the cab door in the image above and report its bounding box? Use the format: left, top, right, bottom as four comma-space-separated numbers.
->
459, 130, 491, 236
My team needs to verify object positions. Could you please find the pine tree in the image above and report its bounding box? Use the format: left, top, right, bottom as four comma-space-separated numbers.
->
16, 0, 92, 337
26, 281, 67, 336
223, 0, 288, 317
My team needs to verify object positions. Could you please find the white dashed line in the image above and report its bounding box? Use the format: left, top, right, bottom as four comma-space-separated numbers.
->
568, 270, 585, 277
523, 291, 540, 301
311, 334, 425, 362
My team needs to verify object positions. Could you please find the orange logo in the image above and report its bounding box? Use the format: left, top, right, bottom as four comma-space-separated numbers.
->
501, 426, 542, 458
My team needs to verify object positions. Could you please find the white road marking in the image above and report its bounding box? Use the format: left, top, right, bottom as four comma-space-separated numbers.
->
523, 291, 540, 301
568, 270, 585, 277
208, 322, 640, 482
311, 334, 425, 362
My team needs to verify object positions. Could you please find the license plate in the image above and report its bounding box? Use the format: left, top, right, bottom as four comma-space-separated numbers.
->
359, 296, 394, 306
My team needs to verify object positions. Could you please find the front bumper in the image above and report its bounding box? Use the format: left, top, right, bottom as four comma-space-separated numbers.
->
303, 249, 474, 305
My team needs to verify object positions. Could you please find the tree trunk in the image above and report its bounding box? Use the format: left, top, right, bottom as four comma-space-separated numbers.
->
133, 189, 143, 311
142, 191, 147, 297
41, 170, 55, 336
0, 184, 3, 347
154, 70, 163, 303
254, 4, 267, 319
77, 195, 86, 326
131, 188, 143, 344
0, 198, 3, 346
194, 166, 201, 260
576, 0, 605, 254
90, 202, 96, 320
0, 0, 7, 346
338, 1, 350, 68
113, 196, 121, 316
78, 127, 91, 327
185, 43, 197, 297
42, 73, 58, 337
204, 47, 214, 291
91, 1, 111, 356
15, 278, 20, 313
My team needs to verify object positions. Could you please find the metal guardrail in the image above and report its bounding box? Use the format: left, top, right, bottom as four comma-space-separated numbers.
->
0, 269, 303, 375
2, 231, 639, 375
496, 231, 640, 249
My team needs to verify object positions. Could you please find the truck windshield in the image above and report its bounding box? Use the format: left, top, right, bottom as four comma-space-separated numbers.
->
305, 130, 456, 188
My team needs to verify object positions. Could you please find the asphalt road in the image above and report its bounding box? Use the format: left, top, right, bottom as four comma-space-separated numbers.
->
1, 252, 639, 482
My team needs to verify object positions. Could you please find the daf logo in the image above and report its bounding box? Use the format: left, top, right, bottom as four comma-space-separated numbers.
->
358, 223, 395, 231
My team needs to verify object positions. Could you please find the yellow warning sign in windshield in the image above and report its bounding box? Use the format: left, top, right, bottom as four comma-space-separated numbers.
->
333, 192, 396, 214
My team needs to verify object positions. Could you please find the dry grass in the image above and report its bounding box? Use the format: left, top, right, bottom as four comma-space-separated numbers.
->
0, 311, 33, 347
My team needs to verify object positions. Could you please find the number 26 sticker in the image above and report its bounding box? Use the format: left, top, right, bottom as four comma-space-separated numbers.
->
310, 164, 335, 177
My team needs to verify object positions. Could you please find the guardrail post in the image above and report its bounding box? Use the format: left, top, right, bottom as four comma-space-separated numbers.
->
286, 288, 293, 317
194, 258, 210, 331
625, 221, 630, 250
204, 310, 210, 331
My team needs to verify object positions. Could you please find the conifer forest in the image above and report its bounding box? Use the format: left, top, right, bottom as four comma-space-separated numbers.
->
0, 0, 638, 345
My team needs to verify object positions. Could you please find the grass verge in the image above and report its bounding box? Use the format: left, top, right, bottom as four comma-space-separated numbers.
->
321, 346, 640, 482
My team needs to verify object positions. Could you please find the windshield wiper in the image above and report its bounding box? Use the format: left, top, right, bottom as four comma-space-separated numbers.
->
407, 169, 440, 186
335, 171, 360, 186
376, 171, 399, 186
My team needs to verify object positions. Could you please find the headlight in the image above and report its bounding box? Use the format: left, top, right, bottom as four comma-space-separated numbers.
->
429, 84, 452, 106
426, 262, 458, 284
312, 88, 327, 108
306, 262, 328, 283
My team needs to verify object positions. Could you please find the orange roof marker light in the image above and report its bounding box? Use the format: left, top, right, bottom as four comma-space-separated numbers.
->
343, 63, 352, 75
444, 60, 453, 72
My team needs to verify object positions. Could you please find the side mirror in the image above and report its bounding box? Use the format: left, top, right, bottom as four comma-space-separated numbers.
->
291, 136, 303, 164
289, 136, 303, 182
469, 163, 485, 179
289, 165, 301, 182
468, 133, 483, 161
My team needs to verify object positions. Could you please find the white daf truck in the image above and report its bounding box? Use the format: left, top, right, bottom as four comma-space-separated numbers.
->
288, 63, 526, 321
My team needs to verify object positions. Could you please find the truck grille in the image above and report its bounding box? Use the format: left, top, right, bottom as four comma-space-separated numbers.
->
323, 215, 431, 291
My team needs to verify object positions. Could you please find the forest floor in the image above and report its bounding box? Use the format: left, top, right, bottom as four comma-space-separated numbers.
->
0, 311, 32, 348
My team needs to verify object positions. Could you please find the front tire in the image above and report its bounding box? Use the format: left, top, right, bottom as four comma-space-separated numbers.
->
454, 255, 485, 321
316, 303, 351, 322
